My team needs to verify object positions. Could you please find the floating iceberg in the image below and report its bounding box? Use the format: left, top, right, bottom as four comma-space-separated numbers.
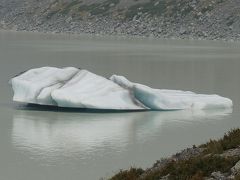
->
10, 67, 233, 110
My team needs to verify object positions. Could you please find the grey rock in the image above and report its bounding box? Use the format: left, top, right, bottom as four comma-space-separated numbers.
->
109, 3, 115, 7
211, 171, 227, 180
154, 2, 159, 6
179, 27, 187, 35
172, 147, 204, 161
160, 174, 170, 180
1, 0, 240, 41
231, 160, 240, 175
65, 17, 72, 24
221, 148, 240, 157
227, 175, 235, 180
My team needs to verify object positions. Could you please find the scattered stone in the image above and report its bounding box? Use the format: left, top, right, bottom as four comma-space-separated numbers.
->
172, 147, 204, 161
179, 27, 187, 35
227, 175, 235, 179
231, 160, 240, 175
222, 148, 240, 157
160, 174, 170, 180
109, 3, 115, 7
211, 171, 227, 180
154, 2, 159, 6
65, 17, 72, 23
0, 0, 240, 41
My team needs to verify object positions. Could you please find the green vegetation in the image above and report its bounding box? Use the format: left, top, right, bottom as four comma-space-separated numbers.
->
46, 0, 83, 18
44, 0, 228, 20
111, 168, 144, 180
201, 129, 240, 154
46, 0, 120, 18
110, 156, 238, 180
60, 0, 81, 14
236, 174, 240, 180
125, 0, 180, 19
110, 129, 240, 180
125, 0, 167, 18
124, 0, 227, 19
143, 155, 238, 179
79, 0, 120, 15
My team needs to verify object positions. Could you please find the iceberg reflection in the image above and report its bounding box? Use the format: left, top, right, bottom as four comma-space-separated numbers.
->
12, 108, 232, 161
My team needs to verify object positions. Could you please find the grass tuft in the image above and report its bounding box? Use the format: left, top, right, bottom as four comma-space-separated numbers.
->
111, 168, 144, 180
201, 129, 240, 154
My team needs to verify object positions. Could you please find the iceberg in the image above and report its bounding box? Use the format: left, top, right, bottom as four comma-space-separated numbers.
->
10, 67, 233, 110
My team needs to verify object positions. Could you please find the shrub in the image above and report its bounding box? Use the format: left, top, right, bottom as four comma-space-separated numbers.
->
110, 129, 240, 180
110, 168, 144, 180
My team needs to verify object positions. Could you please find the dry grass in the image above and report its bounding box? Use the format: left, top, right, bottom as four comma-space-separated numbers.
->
201, 129, 240, 154
109, 128, 240, 180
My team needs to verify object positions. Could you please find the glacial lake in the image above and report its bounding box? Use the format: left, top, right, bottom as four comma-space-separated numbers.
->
0, 30, 240, 180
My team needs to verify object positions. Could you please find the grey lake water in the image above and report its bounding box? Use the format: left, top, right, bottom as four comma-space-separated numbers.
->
0, 30, 240, 180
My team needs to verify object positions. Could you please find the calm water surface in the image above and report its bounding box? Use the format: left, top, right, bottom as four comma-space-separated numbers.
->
0, 30, 240, 180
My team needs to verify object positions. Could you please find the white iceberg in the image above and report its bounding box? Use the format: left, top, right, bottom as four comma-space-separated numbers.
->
10, 67, 233, 110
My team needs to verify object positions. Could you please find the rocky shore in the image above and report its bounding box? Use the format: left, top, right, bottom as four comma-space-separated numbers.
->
110, 129, 240, 180
1, 0, 240, 41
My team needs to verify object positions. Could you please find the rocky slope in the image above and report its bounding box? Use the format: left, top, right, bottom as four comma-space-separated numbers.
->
110, 129, 240, 180
0, 0, 240, 40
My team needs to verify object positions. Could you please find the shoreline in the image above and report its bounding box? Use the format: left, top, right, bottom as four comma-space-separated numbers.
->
1, 0, 240, 42
0, 28, 239, 43
110, 129, 240, 180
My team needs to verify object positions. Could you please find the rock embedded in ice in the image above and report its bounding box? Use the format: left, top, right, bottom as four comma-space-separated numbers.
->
10, 67, 233, 110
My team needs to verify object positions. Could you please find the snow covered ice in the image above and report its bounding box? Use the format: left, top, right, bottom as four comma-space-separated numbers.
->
10, 67, 233, 110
